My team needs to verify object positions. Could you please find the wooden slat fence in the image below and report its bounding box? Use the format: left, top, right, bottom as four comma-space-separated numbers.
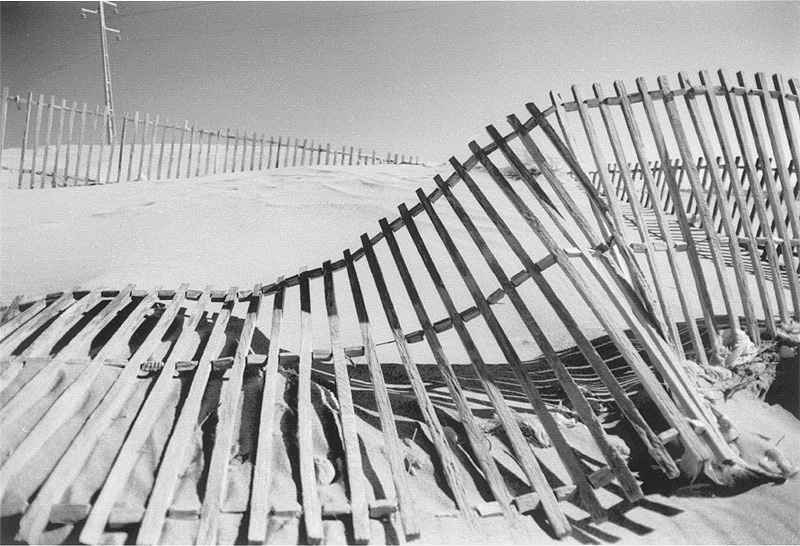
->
0, 91, 421, 188
0, 69, 797, 545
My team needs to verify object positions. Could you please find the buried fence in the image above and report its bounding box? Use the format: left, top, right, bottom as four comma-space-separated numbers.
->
0, 69, 799, 545
0, 89, 421, 189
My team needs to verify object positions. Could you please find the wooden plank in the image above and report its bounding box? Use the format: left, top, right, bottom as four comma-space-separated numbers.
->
17, 286, 188, 544
461, 146, 714, 471
137, 287, 237, 545
755, 72, 800, 318
138, 113, 150, 180
213, 129, 221, 174
678, 72, 760, 342
718, 70, 790, 323
0, 286, 137, 495
80, 290, 211, 544
342, 252, 419, 539
95, 107, 108, 185
322, 262, 371, 543
0, 295, 24, 326
292, 138, 299, 166
361, 234, 477, 525
17, 92, 32, 189
246, 280, 285, 544
64, 100, 78, 185
240, 131, 248, 172
297, 269, 324, 544
39, 96, 55, 188
379, 217, 520, 524
437, 167, 677, 483
167, 122, 178, 179
398, 205, 577, 532
258, 133, 265, 170
656, 76, 739, 331
125, 111, 138, 182
196, 285, 262, 545
592, 84, 688, 354
195, 129, 204, 177
204, 127, 214, 176
0, 87, 7, 178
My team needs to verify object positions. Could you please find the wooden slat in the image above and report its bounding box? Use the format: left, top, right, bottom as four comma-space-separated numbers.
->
16, 286, 188, 544
379, 217, 521, 525
176, 120, 188, 179
148, 114, 159, 181
17, 92, 33, 189
776, 75, 800, 201
0, 298, 47, 341
297, 269, 324, 544
0, 87, 7, 178
0, 295, 24, 326
84, 106, 99, 185
116, 114, 127, 183
322, 262, 371, 542
39, 96, 54, 188
678, 72, 760, 342
247, 280, 285, 544
462, 146, 714, 471
29, 94, 44, 188
399, 204, 578, 532
167, 122, 178, 179
361, 233, 477, 525
718, 70, 790, 323
51, 98, 66, 187
0, 286, 137, 496
137, 287, 237, 545
342, 251, 419, 539
80, 289, 211, 544
186, 123, 196, 178
157, 119, 168, 181
196, 285, 262, 545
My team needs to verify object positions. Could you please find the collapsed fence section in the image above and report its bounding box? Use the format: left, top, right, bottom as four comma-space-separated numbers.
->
0, 89, 422, 189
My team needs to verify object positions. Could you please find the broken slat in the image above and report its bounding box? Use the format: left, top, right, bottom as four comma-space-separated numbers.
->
400, 202, 578, 533
361, 233, 477, 526
137, 287, 237, 546
343, 251, 419, 539
196, 285, 262, 545
17, 285, 188, 544
379, 217, 521, 526
247, 279, 285, 545
322, 262, 371, 543
80, 289, 208, 544
296, 270, 324, 544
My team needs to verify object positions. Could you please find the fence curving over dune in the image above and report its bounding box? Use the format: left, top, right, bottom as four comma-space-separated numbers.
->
0, 69, 798, 545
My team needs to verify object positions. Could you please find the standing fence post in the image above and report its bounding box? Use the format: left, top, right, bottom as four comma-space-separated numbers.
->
138, 113, 149, 181
195, 129, 204, 178
213, 129, 221, 174
186, 123, 196, 178
95, 106, 107, 184
176, 120, 188, 179
325, 143, 330, 165
29, 94, 45, 188
0, 88, 8, 180
223, 129, 231, 173
117, 113, 128, 183
84, 105, 100, 185
104, 108, 116, 184
292, 138, 299, 166
231, 129, 239, 172
62, 101, 77, 185
266, 136, 274, 169
147, 115, 159, 181
258, 132, 264, 170
73, 102, 87, 187
204, 128, 213, 176
156, 118, 168, 181
51, 98, 66, 187
300, 138, 308, 166
125, 111, 139, 182
39, 96, 55, 188
274, 136, 282, 168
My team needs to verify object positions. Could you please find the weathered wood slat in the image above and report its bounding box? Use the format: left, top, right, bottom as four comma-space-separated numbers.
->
247, 280, 285, 545
361, 233, 477, 525
322, 262, 371, 543
0, 288, 79, 357
196, 284, 262, 545
0, 295, 25, 327
0, 298, 47, 340
16, 285, 188, 544
29, 94, 45, 189
297, 269, 324, 544
137, 287, 237, 545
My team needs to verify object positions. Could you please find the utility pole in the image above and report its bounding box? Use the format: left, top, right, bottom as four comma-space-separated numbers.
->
82, 1, 120, 141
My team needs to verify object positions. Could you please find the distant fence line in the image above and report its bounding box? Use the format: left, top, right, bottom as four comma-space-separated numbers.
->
0, 89, 421, 189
